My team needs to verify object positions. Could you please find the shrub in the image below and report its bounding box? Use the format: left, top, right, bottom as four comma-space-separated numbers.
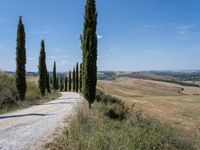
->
0, 73, 17, 107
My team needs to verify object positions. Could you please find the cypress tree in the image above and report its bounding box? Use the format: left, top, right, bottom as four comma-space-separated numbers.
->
79, 63, 83, 92
76, 62, 79, 92
64, 77, 68, 91
46, 72, 51, 93
60, 76, 64, 91
69, 71, 72, 91
52, 61, 57, 90
16, 16, 27, 101
82, 0, 98, 108
73, 67, 75, 92
38, 40, 46, 97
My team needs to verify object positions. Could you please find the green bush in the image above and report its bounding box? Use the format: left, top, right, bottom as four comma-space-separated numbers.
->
96, 89, 122, 104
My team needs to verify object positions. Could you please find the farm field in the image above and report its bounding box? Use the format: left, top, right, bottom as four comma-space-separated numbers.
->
98, 77, 200, 137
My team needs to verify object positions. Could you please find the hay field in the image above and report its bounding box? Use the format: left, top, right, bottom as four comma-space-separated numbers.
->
98, 77, 200, 136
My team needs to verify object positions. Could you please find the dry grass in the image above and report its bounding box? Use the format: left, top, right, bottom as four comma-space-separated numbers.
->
46, 93, 196, 150
98, 77, 200, 138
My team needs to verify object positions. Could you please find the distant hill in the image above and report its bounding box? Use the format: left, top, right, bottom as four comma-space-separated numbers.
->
3, 70, 200, 87
97, 70, 200, 87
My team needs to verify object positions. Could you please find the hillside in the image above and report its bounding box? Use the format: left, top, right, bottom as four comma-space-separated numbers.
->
98, 77, 200, 138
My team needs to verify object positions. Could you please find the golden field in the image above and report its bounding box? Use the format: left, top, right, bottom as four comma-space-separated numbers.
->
98, 77, 200, 137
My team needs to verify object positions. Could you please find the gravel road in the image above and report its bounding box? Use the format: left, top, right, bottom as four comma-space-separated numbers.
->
0, 92, 82, 150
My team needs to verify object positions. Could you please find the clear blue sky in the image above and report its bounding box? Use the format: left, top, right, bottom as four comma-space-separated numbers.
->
0, 0, 200, 72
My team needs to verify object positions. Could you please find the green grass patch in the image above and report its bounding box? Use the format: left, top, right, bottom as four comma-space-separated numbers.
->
46, 90, 197, 150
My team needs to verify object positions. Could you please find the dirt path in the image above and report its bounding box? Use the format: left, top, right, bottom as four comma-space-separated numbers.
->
0, 92, 82, 150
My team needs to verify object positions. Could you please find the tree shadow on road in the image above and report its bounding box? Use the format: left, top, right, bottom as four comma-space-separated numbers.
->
0, 113, 53, 119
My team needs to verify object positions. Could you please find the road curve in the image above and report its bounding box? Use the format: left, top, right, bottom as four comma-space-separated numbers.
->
0, 92, 82, 150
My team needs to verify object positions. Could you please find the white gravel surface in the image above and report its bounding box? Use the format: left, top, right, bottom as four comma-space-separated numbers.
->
0, 92, 82, 150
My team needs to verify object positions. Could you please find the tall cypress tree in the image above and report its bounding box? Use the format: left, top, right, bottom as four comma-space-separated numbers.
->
76, 62, 79, 92
82, 0, 98, 108
52, 61, 57, 90
60, 76, 63, 91
16, 16, 27, 101
69, 71, 72, 91
38, 40, 46, 97
64, 77, 68, 91
73, 67, 75, 92
79, 63, 83, 92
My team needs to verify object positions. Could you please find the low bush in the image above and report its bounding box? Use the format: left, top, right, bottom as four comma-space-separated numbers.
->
0, 72, 60, 114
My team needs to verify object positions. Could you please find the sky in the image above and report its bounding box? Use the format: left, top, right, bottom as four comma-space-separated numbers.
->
0, 0, 200, 72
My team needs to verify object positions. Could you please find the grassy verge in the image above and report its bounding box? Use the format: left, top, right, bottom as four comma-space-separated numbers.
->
0, 73, 60, 114
46, 90, 197, 150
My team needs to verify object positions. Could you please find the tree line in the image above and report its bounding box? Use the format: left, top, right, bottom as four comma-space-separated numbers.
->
16, 0, 97, 108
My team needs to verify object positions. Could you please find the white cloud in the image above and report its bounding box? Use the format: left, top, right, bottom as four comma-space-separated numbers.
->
97, 35, 103, 39
49, 56, 56, 59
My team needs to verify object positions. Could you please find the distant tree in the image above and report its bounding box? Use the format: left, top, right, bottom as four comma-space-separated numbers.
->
64, 77, 68, 91
73, 67, 75, 92
76, 62, 79, 92
60, 76, 64, 91
69, 71, 72, 91
52, 61, 57, 90
46, 72, 51, 93
82, 0, 98, 108
38, 40, 46, 97
16, 16, 27, 101
79, 63, 83, 92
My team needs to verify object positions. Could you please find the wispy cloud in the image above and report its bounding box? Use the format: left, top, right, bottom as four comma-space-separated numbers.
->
60, 60, 69, 65
174, 24, 200, 40
27, 57, 34, 61
136, 25, 157, 32
49, 56, 56, 59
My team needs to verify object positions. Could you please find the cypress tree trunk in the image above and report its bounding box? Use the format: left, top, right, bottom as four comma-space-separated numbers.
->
79, 63, 83, 92
38, 40, 46, 97
16, 16, 27, 101
82, 0, 98, 108
60, 76, 63, 91
52, 61, 57, 90
56, 78, 59, 90
76, 62, 79, 92
64, 77, 68, 91
69, 71, 72, 91
73, 67, 75, 92
46, 72, 51, 93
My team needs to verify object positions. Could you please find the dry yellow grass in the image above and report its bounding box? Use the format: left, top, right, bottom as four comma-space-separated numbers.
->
98, 77, 200, 137
27, 76, 39, 83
